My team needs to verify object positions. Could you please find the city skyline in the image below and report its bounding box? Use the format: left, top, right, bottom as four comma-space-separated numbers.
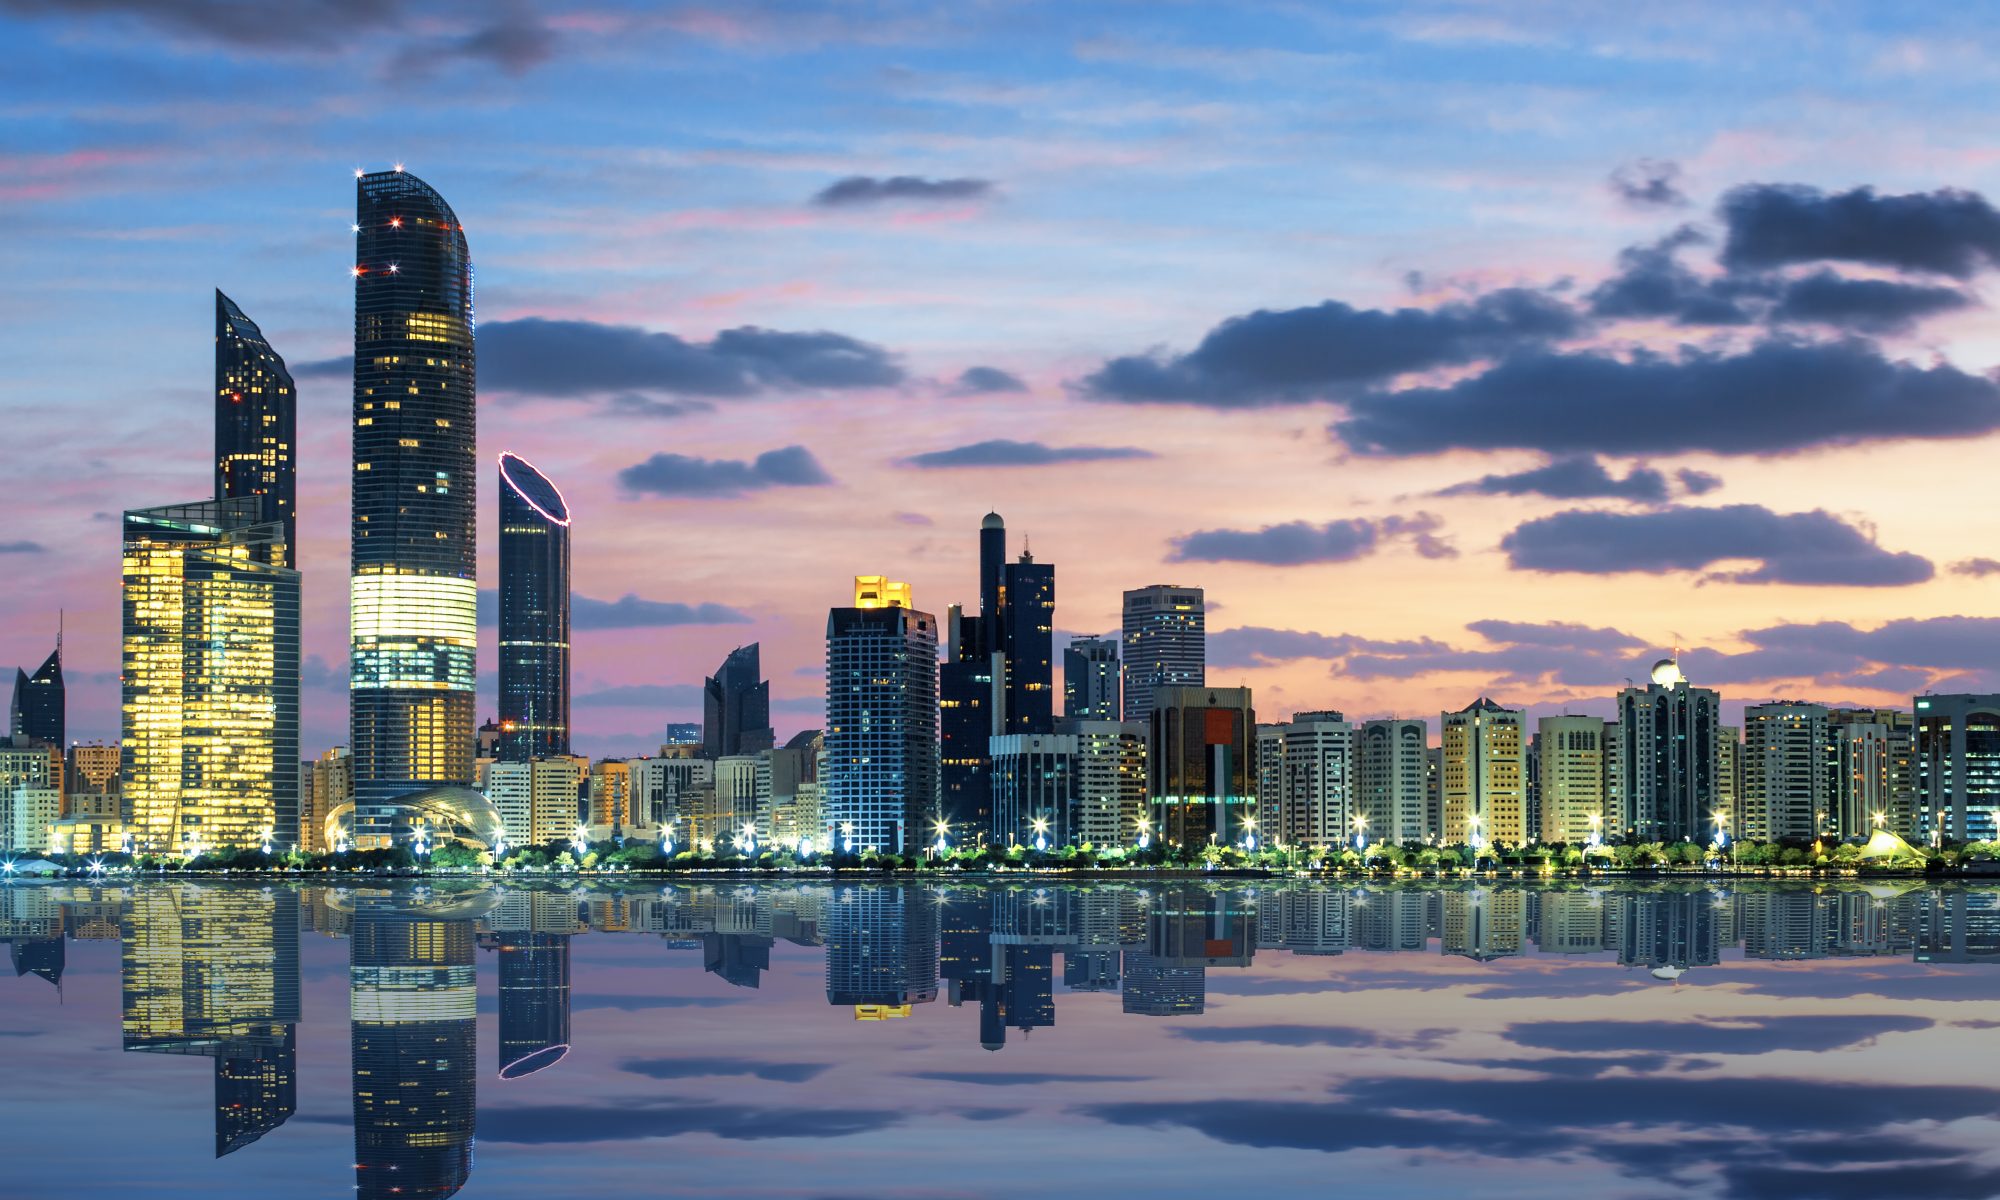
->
13, 6, 2000, 765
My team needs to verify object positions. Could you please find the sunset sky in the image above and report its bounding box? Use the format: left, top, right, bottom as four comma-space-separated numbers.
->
8, 1, 2000, 758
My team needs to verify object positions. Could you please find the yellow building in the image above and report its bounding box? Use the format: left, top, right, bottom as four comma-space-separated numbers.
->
122, 498, 300, 856
1537, 715, 1607, 844
1441, 698, 1526, 847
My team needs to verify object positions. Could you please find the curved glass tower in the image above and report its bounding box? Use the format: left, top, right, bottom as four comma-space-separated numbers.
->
215, 290, 296, 566
496, 452, 570, 762
349, 168, 478, 840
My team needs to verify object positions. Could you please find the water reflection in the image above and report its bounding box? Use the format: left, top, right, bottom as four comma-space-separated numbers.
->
3, 879, 2000, 1198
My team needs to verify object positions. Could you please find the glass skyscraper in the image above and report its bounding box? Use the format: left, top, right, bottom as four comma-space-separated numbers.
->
703, 643, 773, 759
122, 498, 300, 854
349, 167, 478, 839
9, 639, 62, 748
214, 289, 296, 566
1122, 585, 1205, 722
496, 452, 569, 762
824, 578, 938, 855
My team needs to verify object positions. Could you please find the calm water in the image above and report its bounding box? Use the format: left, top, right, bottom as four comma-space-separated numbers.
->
4, 878, 1998, 1199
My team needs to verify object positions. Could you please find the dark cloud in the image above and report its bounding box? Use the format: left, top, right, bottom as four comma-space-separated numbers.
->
0, 0, 401, 50
1608, 158, 1690, 209
478, 590, 749, 628
1585, 226, 1763, 326
1721, 1161, 2000, 1200
617, 446, 833, 498
1207, 626, 1353, 668
1770, 270, 1972, 333
1951, 557, 2000, 578
906, 1071, 1147, 1087
621, 1057, 830, 1083
0, 541, 46, 554
1508, 1014, 1933, 1056
1500, 504, 1934, 587
1173, 1025, 1449, 1050
952, 366, 1027, 394
478, 317, 902, 398
1678, 468, 1724, 495
1720, 183, 2000, 278
901, 439, 1154, 469
1170, 513, 1452, 565
572, 684, 704, 708
1468, 1053, 1681, 1078
812, 176, 994, 207
1333, 339, 2000, 457
479, 1102, 900, 1144
1462, 618, 1644, 652
605, 393, 717, 419
1079, 289, 1581, 406
1438, 456, 1671, 503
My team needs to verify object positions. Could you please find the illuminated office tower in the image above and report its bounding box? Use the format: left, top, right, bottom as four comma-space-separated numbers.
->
1913, 694, 2000, 842
939, 603, 996, 840
349, 167, 478, 841
1616, 657, 1720, 842
1060, 718, 1147, 847
1716, 725, 1740, 836
497, 932, 571, 1079
1063, 636, 1120, 721
1147, 686, 1256, 848
1121, 585, 1204, 722
1536, 715, 1606, 844
1829, 708, 1917, 837
349, 899, 481, 1200
496, 452, 570, 762
69, 742, 120, 795
1000, 549, 1056, 734
10, 636, 63, 748
989, 733, 1077, 848
1121, 951, 1204, 1016
306, 747, 353, 854
0, 738, 59, 853
824, 886, 939, 1016
1741, 702, 1834, 842
214, 291, 296, 565
122, 498, 299, 855
823, 577, 937, 855
1441, 699, 1525, 847
1442, 887, 1525, 961
1262, 711, 1355, 852
703, 644, 774, 759
1356, 719, 1431, 844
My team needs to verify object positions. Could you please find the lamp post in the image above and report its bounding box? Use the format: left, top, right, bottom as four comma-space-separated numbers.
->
1587, 811, 1603, 849
932, 819, 950, 860
1135, 816, 1151, 851
1032, 817, 1049, 854
1351, 812, 1367, 853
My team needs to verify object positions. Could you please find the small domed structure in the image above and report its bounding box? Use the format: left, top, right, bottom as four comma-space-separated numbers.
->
982, 512, 1004, 530
325, 784, 505, 852
1650, 658, 1685, 687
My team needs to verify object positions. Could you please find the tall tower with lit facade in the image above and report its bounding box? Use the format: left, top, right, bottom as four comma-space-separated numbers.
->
349, 167, 478, 839
824, 577, 937, 855
496, 452, 569, 762
1122, 585, 1204, 722
1441, 698, 1526, 847
122, 498, 300, 854
215, 290, 296, 566
1616, 657, 1719, 843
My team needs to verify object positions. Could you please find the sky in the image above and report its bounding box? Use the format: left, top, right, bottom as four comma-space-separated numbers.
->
9, 1, 2000, 758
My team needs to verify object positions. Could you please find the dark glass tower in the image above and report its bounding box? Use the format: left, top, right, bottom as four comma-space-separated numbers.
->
497, 932, 571, 1079
10, 639, 62, 747
939, 606, 993, 839
349, 167, 478, 836
1000, 551, 1055, 734
496, 452, 570, 762
215, 290, 296, 566
703, 644, 773, 759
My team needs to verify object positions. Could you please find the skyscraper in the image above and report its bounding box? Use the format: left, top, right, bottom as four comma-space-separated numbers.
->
122, 498, 299, 854
1356, 718, 1431, 844
496, 932, 571, 1079
214, 290, 296, 565
349, 167, 478, 842
1147, 686, 1255, 847
938, 603, 995, 840
824, 577, 937, 855
496, 452, 570, 762
1441, 698, 1526, 847
1122, 585, 1204, 722
999, 549, 1055, 734
1263, 710, 1356, 852
1914, 693, 2000, 842
703, 644, 774, 759
1062, 636, 1120, 721
1742, 702, 1833, 842
1616, 657, 1720, 843
10, 637, 63, 750
1537, 715, 1607, 844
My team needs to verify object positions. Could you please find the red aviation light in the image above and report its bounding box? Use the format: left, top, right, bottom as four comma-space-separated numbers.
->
389, 216, 402, 228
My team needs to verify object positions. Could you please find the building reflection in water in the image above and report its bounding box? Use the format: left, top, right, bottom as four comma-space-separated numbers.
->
343, 890, 490, 1200
486, 891, 577, 1080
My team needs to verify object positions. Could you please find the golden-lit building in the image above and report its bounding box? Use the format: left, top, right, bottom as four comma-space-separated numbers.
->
122, 498, 299, 856
1442, 698, 1526, 847
1537, 715, 1606, 845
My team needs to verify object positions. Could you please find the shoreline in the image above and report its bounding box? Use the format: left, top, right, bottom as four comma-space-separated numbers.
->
3, 865, 1974, 883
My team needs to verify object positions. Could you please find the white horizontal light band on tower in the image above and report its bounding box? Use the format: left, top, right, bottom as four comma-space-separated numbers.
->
351, 574, 478, 642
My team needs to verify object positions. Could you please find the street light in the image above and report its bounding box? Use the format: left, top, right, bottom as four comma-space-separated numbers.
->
1351, 813, 1367, 853
1587, 812, 1603, 849
741, 823, 758, 855
1032, 817, 1050, 853
1466, 813, 1483, 853
1135, 816, 1152, 850
1711, 809, 1729, 848
1242, 815, 1258, 853
933, 818, 951, 858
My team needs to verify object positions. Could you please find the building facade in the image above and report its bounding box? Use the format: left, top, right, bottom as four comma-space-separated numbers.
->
10, 640, 63, 750
823, 578, 938, 855
1061, 718, 1147, 848
1356, 719, 1432, 844
1441, 698, 1526, 847
1616, 660, 1720, 843
214, 290, 296, 565
1536, 715, 1607, 845
1262, 712, 1356, 852
989, 733, 1078, 848
496, 452, 570, 762
1741, 702, 1833, 842
1914, 693, 2000, 842
1121, 585, 1204, 722
703, 644, 774, 759
1062, 636, 1121, 721
1147, 686, 1255, 848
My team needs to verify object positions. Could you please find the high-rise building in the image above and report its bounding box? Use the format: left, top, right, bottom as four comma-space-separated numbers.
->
1742, 702, 1833, 842
214, 290, 296, 565
1147, 686, 1255, 848
1062, 636, 1120, 721
496, 932, 571, 1079
1536, 715, 1606, 845
939, 603, 996, 841
1441, 699, 1526, 847
989, 733, 1077, 848
825, 886, 939, 1015
703, 644, 774, 759
1716, 724, 1740, 838
1261, 711, 1355, 852
0, 737, 60, 853
1914, 693, 2000, 842
10, 637, 63, 750
123, 498, 299, 855
306, 747, 353, 854
68, 742, 120, 795
1060, 718, 1147, 848
999, 550, 1055, 734
349, 167, 478, 841
483, 755, 588, 846
1122, 585, 1204, 722
1829, 708, 1917, 838
1356, 719, 1431, 844
824, 577, 938, 855
1616, 658, 1719, 843
496, 452, 570, 762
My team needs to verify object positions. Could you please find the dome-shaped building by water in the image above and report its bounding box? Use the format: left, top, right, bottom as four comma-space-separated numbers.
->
326, 784, 504, 852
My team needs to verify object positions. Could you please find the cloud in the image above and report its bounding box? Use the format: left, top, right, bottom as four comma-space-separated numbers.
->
478, 1102, 899, 1145
906, 1071, 1147, 1086
1170, 513, 1452, 565
1438, 456, 1672, 503
621, 1057, 830, 1083
1720, 183, 2000, 278
1608, 158, 1689, 209
0, 0, 401, 50
1951, 557, 2000, 577
617, 446, 834, 497
1173, 1025, 1447, 1049
0, 541, 46, 554
951, 366, 1027, 394
1769, 270, 1973, 333
1500, 504, 1934, 586
1333, 339, 2000, 457
901, 439, 1154, 469
1678, 468, 1723, 495
1586, 226, 1763, 326
477, 318, 902, 398
812, 175, 994, 206
573, 684, 704, 708
574, 595, 753, 629
1208, 627, 1354, 668
1508, 1014, 1932, 1056
1078, 289, 1581, 406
